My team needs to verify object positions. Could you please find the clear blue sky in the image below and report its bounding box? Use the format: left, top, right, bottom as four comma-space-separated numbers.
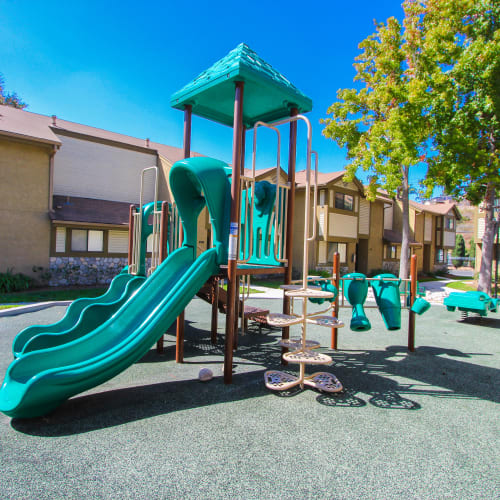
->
1, 0, 429, 188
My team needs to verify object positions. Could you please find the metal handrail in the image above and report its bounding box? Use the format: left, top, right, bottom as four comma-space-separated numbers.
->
307, 151, 319, 242
129, 166, 159, 276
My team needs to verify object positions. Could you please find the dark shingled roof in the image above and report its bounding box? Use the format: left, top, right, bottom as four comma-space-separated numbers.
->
383, 229, 421, 246
51, 196, 132, 226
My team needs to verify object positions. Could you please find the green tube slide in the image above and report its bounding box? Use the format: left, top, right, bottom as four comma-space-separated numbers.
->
370, 274, 402, 330
12, 273, 144, 357
0, 157, 230, 419
343, 273, 371, 331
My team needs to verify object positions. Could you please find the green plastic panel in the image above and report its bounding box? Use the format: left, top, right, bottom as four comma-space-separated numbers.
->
0, 157, 232, 418
170, 43, 313, 128
12, 273, 144, 357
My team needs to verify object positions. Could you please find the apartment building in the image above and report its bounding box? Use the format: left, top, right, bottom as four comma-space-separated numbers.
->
473, 196, 500, 277
0, 104, 202, 285
385, 200, 461, 274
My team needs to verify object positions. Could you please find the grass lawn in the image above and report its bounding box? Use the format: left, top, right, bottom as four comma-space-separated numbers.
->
0, 287, 107, 304
0, 304, 22, 310
251, 278, 283, 289
446, 280, 476, 291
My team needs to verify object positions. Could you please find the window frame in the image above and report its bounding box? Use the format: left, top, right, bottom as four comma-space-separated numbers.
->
70, 229, 105, 253
327, 242, 347, 264
52, 226, 131, 257
334, 192, 354, 212
435, 248, 445, 263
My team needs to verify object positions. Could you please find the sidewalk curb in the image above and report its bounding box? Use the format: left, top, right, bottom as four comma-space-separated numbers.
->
0, 301, 72, 317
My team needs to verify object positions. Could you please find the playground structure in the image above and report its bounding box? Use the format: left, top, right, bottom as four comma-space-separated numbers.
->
328, 254, 429, 351
0, 43, 430, 418
444, 291, 498, 321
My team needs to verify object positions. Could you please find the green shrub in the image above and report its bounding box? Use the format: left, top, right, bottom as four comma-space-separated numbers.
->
0, 269, 33, 293
367, 268, 388, 277
32, 265, 51, 286
452, 234, 466, 268
308, 268, 332, 278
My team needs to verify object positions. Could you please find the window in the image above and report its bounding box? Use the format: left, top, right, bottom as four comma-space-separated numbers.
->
55, 227, 66, 253
386, 245, 397, 260
335, 192, 354, 211
319, 190, 326, 206
436, 248, 445, 263
108, 230, 129, 254
445, 217, 454, 230
327, 242, 347, 263
71, 229, 104, 252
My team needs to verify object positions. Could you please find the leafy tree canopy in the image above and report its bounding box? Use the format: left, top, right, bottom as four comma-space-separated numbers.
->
0, 73, 27, 109
422, 0, 500, 204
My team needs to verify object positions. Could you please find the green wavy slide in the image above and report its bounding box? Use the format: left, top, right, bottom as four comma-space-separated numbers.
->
0, 156, 230, 419
13, 273, 145, 357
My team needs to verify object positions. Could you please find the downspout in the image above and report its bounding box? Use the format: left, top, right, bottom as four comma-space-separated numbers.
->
48, 145, 59, 213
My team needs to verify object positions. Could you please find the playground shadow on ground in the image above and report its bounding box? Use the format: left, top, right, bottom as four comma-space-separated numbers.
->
456, 316, 500, 329
11, 322, 500, 436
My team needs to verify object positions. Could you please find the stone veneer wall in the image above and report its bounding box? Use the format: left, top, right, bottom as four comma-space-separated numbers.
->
382, 261, 400, 274
49, 256, 128, 286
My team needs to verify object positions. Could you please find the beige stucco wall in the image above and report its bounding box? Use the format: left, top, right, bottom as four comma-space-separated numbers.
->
0, 138, 51, 276
157, 155, 174, 203
53, 133, 158, 204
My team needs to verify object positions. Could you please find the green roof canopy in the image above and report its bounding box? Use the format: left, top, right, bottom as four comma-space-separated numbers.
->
170, 43, 313, 128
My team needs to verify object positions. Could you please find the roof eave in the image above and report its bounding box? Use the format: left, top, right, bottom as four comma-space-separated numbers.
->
0, 129, 61, 147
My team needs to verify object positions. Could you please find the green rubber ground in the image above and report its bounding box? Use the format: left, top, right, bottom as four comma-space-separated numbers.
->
1, 298, 498, 499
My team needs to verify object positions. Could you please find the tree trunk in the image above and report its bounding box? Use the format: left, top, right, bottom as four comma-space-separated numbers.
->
477, 182, 496, 295
399, 176, 410, 279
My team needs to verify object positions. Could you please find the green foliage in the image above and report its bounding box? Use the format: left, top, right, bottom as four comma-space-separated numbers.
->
452, 234, 467, 268
367, 268, 388, 278
422, 1, 500, 204
0, 73, 27, 109
322, 0, 499, 284
308, 268, 332, 278
321, 0, 453, 277
0, 269, 33, 294
32, 266, 52, 286
469, 238, 476, 259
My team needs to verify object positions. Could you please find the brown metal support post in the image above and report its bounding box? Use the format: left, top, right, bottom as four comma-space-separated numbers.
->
233, 125, 246, 351
281, 107, 298, 364
408, 254, 417, 352
211, 278, 219, 344
224, 81, 244, 384
156, 201, 169, 354
128, 204, 135, 268
331, 252, 340, 349
176, 104, 192, 363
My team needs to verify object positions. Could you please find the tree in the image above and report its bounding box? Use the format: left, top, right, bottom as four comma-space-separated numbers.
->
0, 73, 27, 109
452, 234, 466, 268
322, 0, 455, 278
423, 0, 500, 294
469, 237, 476, 260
